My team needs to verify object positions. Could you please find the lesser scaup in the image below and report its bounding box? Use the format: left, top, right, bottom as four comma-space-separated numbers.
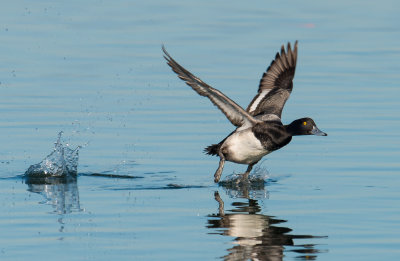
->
163, 41, 327, 183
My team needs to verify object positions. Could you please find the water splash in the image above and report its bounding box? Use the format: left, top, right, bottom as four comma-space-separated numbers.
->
219, 165, 270, 199
24, 132, 80, 177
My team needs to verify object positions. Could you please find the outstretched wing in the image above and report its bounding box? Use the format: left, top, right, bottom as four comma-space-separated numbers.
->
163, 45, 260, 129
246, 41, 298, 119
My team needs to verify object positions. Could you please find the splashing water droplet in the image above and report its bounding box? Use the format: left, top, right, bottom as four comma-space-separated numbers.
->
24, 132, 80, 177
219, 165, 270, 199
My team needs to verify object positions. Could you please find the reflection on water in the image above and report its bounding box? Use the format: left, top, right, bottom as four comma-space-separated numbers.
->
24, 175, 81, 215
207, 192, 326, 260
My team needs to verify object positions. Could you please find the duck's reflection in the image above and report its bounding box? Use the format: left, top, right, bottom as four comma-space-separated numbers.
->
24, 175, 81, 214
207, 191, 325, 260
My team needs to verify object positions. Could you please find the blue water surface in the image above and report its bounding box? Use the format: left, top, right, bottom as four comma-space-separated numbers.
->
0, 0, 400, 260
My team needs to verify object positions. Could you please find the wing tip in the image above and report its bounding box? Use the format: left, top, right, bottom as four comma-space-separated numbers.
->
293, 40, 298, 56
161, 44, 171, 62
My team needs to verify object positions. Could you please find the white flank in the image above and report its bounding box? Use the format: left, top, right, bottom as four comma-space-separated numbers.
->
222, 129, 269, 164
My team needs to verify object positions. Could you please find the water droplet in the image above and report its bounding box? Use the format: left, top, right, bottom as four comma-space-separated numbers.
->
24, 132, 80, 177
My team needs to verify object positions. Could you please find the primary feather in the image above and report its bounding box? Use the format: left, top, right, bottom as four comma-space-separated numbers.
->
246, 41, 298, 119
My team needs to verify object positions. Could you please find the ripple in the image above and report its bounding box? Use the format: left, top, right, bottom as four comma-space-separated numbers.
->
80, 173, 144, 179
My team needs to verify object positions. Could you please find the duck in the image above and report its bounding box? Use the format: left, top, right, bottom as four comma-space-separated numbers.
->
162, 41, 327, 183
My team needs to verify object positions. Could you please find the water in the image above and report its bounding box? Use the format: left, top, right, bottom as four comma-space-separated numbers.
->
24, 132, 80, 177
1, 0, 400, 260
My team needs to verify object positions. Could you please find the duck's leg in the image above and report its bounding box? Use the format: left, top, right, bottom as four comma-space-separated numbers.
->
242, 162, 257, 180
214, 152, 225, 183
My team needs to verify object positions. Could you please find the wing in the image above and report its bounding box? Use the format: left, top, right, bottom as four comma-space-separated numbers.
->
162, 45, 260, 128
246, 41, 298, 119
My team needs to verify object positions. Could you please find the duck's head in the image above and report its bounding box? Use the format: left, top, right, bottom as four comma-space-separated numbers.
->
286, 117, 327, 136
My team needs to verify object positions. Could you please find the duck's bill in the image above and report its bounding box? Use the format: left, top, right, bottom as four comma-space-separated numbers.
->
311, 126, 327, 136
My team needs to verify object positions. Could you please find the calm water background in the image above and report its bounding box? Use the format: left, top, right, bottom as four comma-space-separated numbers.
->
0, 0, 400, 260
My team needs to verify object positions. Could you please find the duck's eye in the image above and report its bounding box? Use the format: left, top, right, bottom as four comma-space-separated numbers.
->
303, 121, 307, 126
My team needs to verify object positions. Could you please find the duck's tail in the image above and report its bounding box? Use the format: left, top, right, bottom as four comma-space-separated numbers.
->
204, 144, 220, 156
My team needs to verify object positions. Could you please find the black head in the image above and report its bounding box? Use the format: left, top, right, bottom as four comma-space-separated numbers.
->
286, 117, 327, 136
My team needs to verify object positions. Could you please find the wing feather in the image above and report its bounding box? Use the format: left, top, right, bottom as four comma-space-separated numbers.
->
247, 41, 298, 119
162, 45, 259, 128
